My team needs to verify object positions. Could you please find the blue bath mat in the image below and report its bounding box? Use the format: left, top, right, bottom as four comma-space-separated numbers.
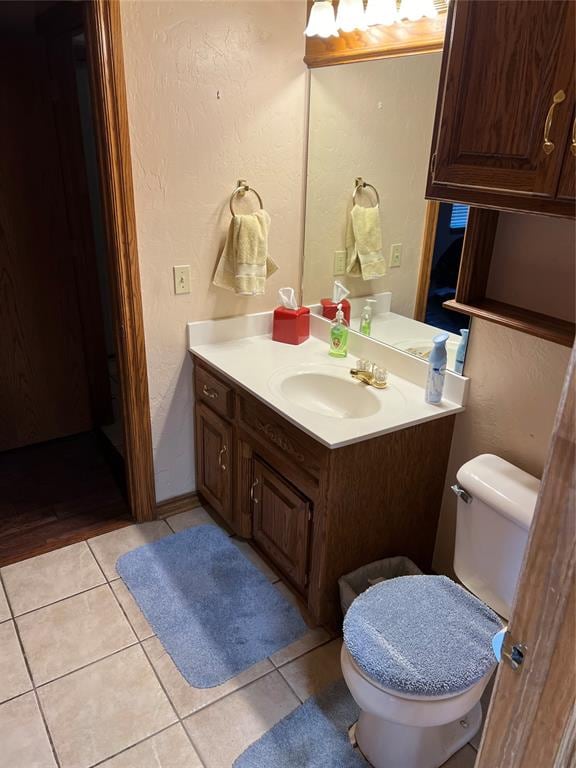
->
233, 679, 367, 768
116, 525, 308, 688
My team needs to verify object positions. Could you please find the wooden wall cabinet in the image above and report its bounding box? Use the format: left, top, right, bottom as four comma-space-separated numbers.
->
193, 356, 455, 627
427, 0, 576, 217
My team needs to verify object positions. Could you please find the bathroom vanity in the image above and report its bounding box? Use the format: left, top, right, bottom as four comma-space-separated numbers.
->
190, 326, 463, 627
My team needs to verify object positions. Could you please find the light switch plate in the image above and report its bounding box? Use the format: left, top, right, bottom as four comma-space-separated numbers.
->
390, 243, 402, 268
173, 265, 191, 294
334, 250, 347, 276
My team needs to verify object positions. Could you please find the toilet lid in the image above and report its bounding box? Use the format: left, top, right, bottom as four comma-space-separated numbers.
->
343, 575, 503, 697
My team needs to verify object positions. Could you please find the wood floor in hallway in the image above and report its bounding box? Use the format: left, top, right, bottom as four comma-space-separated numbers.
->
0, 432, 130, 567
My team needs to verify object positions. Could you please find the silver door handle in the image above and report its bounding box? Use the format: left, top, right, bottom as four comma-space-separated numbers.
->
250, 478, 259, 504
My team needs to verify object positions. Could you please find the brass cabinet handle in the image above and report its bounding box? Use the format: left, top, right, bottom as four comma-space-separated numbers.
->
202, 384, 218, 399
543, 90, 566, 155
218, 445, 227, 471
571, 116, 576, 157
250, 478, 259, 504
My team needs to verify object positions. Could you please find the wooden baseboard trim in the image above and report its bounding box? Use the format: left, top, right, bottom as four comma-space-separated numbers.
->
156, 492, 202, 519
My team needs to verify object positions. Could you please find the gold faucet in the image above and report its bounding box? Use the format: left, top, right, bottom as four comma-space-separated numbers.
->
350, 368, 388, 389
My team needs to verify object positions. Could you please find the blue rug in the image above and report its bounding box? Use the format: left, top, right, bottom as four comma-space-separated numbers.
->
233, 679, 367, 768
116, 525, 308, 688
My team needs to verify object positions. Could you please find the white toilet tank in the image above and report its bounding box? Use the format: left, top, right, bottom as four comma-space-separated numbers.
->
453, 454, 540, 619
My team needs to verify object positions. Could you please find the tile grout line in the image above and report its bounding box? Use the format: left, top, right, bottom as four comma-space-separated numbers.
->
98, 529, 326, 762
4, 520, 332, 768
0, 539, 108, 617
10, 579, 109, 620
95, 524, 337, 716
87, 723, 191, 768
275, 666, 307, 704
86, 532, 207, 768
271, 634, 336, 671
0, 569, 62, 768
3, 521, 211, 767
33, 641, 141, 692
102, 554, 208, 768
138, 640, 207, 767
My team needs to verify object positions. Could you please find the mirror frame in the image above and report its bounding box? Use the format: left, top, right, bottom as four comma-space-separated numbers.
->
413, 200, 441, 321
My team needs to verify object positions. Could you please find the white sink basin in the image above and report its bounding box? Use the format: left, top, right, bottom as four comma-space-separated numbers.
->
269, 364, 405, 420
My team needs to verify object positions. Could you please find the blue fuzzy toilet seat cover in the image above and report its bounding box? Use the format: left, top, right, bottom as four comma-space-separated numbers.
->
343, 575, 503, 697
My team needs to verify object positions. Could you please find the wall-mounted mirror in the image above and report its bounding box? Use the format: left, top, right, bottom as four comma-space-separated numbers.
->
302, 53, 471, 373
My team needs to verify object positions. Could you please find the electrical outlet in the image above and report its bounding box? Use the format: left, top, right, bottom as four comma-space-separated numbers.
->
173, 265, 191, 294
390, 243, 402, 268
334, 250, 347, 276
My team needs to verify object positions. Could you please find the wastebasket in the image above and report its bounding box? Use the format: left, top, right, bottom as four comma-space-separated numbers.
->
338, 556, 423, 615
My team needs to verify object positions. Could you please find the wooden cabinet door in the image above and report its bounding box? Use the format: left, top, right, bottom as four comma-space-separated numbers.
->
557, 111, 576, 202
195, 403, 232, 523
252, 458, 312, 594
429, 1, 575, 208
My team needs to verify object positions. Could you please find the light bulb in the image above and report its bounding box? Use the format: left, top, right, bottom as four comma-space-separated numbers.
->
335, 0, 367, 33
421, 0, 438, 17
365, 0, 398, 25
398, 0, 423, 21
305, 0, 339, 38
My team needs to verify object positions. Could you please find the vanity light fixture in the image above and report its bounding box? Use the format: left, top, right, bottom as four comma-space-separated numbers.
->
306, 0, 440, 36
304, 0, 339, 37
398, 0, 438, 21
335, 0, 367, 32
365, 0, 399, 26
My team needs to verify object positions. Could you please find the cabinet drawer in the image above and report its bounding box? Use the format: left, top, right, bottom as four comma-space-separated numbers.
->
239, 394, 326, 479
195, 364, 234, 420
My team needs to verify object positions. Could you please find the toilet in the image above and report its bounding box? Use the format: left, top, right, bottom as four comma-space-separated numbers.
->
341, 454, 540, 768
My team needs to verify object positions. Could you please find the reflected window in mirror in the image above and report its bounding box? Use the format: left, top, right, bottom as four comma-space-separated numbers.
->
425, 203, 470, 336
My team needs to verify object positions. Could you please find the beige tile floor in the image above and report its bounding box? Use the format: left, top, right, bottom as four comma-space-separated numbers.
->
0, 507, 483, 768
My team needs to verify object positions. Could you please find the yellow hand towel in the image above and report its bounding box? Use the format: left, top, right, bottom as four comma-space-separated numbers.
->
213, 209, 278, 295
346, 204, 386, 280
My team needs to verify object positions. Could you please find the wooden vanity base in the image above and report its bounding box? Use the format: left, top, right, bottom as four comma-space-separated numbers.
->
193, 355, 455, 627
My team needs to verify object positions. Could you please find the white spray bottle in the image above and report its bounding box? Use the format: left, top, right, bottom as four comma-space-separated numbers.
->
425, 333, 449, 404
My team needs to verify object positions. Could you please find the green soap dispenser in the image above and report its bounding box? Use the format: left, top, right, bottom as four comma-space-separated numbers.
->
359, 298, 377, 337
329, 302, 349, 358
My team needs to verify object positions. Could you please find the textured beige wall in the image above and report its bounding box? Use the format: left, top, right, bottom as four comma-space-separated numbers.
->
488, 213, 575, 322
433, 258, 572, 574
302, 53, 442, 316
120, 1, 307, 501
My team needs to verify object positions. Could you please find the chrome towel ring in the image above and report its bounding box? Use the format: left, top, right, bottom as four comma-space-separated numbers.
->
353, 177, 380, 207
229, 179, 264, 216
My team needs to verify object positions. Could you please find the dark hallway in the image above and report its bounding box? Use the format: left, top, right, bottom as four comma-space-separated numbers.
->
0, 1, 130, 564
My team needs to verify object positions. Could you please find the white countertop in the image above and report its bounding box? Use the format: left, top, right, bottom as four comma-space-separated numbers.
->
189, 331, 464, 449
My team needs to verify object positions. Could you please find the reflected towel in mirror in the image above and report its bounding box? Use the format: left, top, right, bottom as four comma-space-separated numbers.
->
213, 209, 278, 295
346, 204, 386, 280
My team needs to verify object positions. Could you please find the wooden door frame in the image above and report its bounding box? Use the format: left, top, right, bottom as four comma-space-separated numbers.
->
413, 200, 440, 321
83, 0, 156, 521
476, 344, 575, 766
